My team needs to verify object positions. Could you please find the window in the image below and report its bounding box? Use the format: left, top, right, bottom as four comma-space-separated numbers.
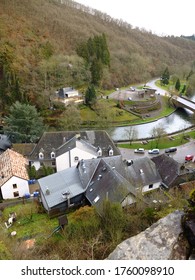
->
39, 152, 44, 159
94, 195, 100, 203
51, 152, 55, 159
52, 161, 56, 166
149, 184, 153, 189
13, 191, 19, 197
13, 184, 17, 189
108, 148, 113, 156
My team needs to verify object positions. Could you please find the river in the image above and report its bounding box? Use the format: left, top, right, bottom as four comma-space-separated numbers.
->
108, 108, 194, 141
107, 80, 195, 141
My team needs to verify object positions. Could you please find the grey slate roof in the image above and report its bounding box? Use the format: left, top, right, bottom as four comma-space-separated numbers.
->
126, 157, 162, 188
151, 154, 186, 187
38, 167, 83, 209
56, 136, 97, 157
38, 155, 136, 214
30, 130, 120, 160
85, 158, 136, 214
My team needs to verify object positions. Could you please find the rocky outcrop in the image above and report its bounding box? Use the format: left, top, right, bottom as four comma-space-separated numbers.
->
107, 210, 189, 260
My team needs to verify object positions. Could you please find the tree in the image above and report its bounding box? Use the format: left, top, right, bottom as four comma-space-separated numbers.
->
181, 84, 186, 94
175, 78, 181, 91
3, 101, 46, 143
125, 126, 138, 145
76, 33, 110, 86
100, 200, 125, 243
85, 84, 97, 106
59, 104, 81, 131
150, 125, 166, 148
161, 67, 170, 85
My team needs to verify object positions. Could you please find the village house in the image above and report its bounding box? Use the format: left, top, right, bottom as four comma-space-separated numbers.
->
0, 149, 29, 200
38, 155, 162, 217
38, 155, 136, 217
125, 157, 162, 193
56, 87, 83, 105
29, 130, 120, 172
151, 154, 194, 188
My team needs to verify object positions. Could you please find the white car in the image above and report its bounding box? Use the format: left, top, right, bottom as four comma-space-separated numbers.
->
134, 148, 145, 154
148, 149, 160, 154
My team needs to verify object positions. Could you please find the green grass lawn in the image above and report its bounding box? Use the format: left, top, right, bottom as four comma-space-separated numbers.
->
1, 202, 58, 239
79, 100, 139, 126
118, 131, 195, 150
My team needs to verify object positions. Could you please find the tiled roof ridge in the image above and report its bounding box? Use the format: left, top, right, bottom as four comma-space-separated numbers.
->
83, 158, 101, 190
57, 135, 76, 151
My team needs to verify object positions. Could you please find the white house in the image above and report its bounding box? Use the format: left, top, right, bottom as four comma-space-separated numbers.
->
57, 87, 79, 99
29, 130, 121, 172
0, 149, 29, 200
55, 136, 98, 171
125, 157, 162, 194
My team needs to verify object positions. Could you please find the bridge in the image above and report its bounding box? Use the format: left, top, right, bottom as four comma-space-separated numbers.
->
171, 95, 195, 113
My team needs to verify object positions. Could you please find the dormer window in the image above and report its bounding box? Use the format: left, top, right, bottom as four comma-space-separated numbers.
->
51, 151, 55, 159
108, 146, 113, 156
97, 146, 102, 157
74, 156, 79, 161
39, 152, 44, 159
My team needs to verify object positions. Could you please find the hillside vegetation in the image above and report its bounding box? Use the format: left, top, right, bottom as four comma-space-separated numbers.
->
1, 0, 195, 112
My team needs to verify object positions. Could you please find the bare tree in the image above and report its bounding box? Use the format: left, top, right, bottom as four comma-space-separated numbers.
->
150, 125, 166, 148
125, 126, 138, 146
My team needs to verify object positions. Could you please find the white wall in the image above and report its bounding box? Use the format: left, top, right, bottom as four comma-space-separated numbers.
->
1, 176, 29, 199
121, 194, 136, 207
142, 182, 160, 193
56, 147, 97, 172
31, 161, 41, 171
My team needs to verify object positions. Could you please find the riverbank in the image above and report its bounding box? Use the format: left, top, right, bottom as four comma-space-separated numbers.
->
117, 126, 195, 150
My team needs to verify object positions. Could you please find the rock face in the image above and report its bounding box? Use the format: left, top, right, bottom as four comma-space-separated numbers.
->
107, 210, 188, 260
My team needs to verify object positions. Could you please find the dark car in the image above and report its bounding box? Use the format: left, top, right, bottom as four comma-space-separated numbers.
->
165, 147, 177, 153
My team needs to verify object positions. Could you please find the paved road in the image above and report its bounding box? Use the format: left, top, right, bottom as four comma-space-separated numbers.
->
119, 139, 195, 164
145, 78, 170, 96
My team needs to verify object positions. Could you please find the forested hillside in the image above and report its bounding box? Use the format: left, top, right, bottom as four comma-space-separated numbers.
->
1, 0, 195, 111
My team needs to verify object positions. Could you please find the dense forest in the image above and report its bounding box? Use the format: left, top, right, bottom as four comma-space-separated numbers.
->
1, 0, 195, 112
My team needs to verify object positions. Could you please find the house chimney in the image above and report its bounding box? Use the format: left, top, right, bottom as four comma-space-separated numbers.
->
45, 187, 50, 195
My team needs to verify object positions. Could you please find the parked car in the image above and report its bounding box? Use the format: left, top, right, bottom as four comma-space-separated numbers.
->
185, 155, 194, 161
165, 147, 177, 153
148, 149, 160, 154
134, 148, 145, 154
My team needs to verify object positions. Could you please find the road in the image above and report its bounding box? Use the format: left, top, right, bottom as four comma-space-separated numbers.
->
119, 139, 195, 164
145, 78, 169, 96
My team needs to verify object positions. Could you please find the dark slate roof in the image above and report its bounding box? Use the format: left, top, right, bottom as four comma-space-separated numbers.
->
38, 155, 136, 215
0, 134, 12, 152
151, 154, 186, 187
29, 130, 120, 160
85, 158, 136, 214
56, 136, 97, 157
77, 158, 100, 189
12, 143, 36, 157
126, 157, 162, 189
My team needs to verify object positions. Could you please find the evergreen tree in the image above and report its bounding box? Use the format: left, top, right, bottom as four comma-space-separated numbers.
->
85, 84, 96, 106
76, 34, 110, 85
161, 67, 170, 85
181, 84, 186, 93
3, 101, 46, 143
175, 78, 181, 91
